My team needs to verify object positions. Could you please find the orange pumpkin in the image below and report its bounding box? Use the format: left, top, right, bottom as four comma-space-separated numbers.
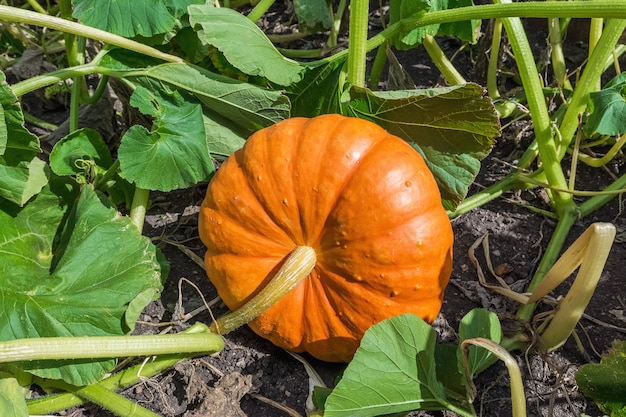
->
199, 114, 453, 362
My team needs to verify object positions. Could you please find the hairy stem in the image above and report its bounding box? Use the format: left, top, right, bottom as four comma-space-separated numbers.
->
347, 0, 369, 87
0, 5, 182, 63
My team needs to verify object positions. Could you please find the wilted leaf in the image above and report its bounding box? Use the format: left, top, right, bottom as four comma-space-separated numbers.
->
347, 83, 498, 209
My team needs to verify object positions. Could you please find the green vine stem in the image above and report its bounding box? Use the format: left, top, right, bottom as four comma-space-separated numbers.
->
70, 383, 161, 417
27, 324, 214, 415
422, 34, 466, 85
347, 0, 369, 87
487, 19, 503, 100
209, 246, 316, 334
547, 1, 572, 90
27, 355, 186, 414
0, 5, 182, 63
556, 19, 626, 157
0, 323, 223, 363
496, 0, 573, 213
247, 0, 275, 23
328, 0, 348, 49
129, 187, 150, 232
368, 44, 388, 90
589, 18, 604, 91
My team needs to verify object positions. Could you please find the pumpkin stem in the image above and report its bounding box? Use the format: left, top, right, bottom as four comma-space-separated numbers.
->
209, 246, 317, 334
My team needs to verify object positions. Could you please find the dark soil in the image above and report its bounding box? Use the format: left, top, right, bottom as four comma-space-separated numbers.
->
14, 6, 626, 417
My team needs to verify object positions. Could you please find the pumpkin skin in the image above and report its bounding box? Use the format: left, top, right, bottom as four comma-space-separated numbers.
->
199, 114, 453, 362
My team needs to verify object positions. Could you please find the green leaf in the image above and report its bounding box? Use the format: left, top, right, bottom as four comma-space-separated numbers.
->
118, 86, 212, 191
101, 50, 290, 132
459, 308, 502, 377
287, 58, 347, 117
389, 0, 433, 49
324, 314, 466, 417
438, 0, 481, 44
188, 4, 303, 86
576, 340, 626, 416
0, 72, 48, 205
72, 0, 176, 38
389, 0, 479, 49
347, 83, 498, 210
49, 128, 113, 177
293, 0, 333, 32
0, 181, 165, 385
585, 73, 626, 136
0, 377, 29, 417
203, 114, 246, 161
434, 343, 473, 411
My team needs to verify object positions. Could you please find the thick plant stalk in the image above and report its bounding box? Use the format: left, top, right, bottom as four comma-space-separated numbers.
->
129, 187, 150, 232
0, 323, 223, 363
557, 18, 626, 156
0, 5, 181, 63
27, 354, 193, 414
209, 246, 317, 334
422, 35, 466, 85
347, 0, 369, 87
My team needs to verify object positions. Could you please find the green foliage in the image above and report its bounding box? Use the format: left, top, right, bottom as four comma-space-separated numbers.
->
322, 309, 502, 417
0, 72, 48, 205
585, 72, 626, 136
188, 4, 304, 86
293, 0, 333, 32
0, 376, 29, 417
0, 181, 165, 385
576, 340, 626, 416
71, 0, 201, 39
347, 83, 498, 209
118, 86, 212, 191
389, 0, 480, 49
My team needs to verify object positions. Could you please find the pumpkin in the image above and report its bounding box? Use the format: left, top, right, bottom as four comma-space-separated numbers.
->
198, 114, 453, 362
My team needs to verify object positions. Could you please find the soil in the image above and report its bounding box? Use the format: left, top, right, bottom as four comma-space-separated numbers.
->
13, 5, 626, 417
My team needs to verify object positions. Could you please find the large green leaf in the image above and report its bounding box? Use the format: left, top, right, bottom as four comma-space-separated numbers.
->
0, 182, 165, 385
101, 50, 290, 132
188, 4, 303, 86
0, 72, 48, 205
72, 0, 175, 38
324, 314, 471, 417
118, 86, 212, 191
347, 83, 498, 210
